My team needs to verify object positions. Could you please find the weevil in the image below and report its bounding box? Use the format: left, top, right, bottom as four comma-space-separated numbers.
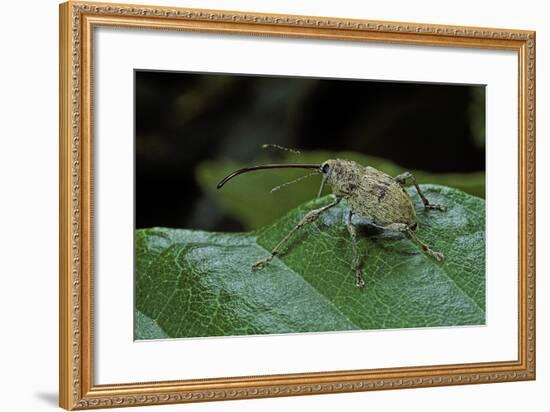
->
217, 159, 447, 288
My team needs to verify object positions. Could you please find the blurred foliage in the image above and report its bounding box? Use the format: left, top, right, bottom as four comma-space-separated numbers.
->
196, 150, 484, 230
135, 71, 486, 232
469, 87, 486, 149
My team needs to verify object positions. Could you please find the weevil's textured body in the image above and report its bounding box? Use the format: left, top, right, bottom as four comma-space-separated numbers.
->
217, 154, 447, 288
325, 159, 416, 227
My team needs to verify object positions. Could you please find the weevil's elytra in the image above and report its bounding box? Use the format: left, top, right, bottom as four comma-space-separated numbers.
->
217, 158, 447, 289
323, 160, 417, 228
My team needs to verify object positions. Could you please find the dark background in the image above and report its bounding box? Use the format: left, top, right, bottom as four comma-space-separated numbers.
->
135, 70, 485, 231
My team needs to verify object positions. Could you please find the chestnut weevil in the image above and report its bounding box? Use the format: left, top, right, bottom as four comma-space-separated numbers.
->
217, 159, 447, 288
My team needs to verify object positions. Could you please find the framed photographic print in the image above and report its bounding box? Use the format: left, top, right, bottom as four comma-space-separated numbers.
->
59, 1, 536, 409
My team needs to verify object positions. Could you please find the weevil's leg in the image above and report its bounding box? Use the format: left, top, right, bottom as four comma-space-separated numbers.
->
393, 171, 447, 211
405, 226, 445, 261
253, 198, 342, 270
373, 222, 445, 262
345, 210, 365, 289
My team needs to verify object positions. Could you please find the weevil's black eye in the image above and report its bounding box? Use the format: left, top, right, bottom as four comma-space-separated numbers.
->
322, 163, 330, 174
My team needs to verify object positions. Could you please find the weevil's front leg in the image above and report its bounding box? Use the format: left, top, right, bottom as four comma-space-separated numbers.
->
253, 197, 342, 270
374, 222, 445, 262
345, 210, 365, 288
394, 171, 447, 211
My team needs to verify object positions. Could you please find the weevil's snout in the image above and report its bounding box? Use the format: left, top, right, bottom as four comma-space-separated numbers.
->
217, 162, 321, 189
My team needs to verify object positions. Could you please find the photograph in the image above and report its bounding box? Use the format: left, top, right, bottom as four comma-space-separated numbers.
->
134, 70, 487, 340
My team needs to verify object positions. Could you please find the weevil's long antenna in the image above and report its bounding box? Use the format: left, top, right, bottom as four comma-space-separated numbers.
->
317, 173, 329, 198
270, 171, 317, 193
261, 144, 301, 154
217, 163, 320, 189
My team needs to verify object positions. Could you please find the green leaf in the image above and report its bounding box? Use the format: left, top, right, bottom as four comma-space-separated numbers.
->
135, 310, 169, 340
196, 151, 484, 230
136, 185, 485, 339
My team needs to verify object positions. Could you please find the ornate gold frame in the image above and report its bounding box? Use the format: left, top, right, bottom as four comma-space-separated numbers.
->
59, 1, 536, 409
